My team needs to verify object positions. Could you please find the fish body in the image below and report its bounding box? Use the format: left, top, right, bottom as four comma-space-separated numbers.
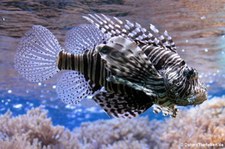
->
14, 14, 207, 118
57, 41, 156, 118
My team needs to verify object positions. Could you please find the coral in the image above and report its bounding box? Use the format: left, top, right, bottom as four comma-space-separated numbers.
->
74, 118, 168, 149
0, 108, 80, 149
0, 97, 224, 149
161, 97, 225, 148
73, 97, 225, 149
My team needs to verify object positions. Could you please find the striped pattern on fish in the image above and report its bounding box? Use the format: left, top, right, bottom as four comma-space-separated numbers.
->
14, 14, 207, 119
83, 14, 207, 109
57, 38, 159, 117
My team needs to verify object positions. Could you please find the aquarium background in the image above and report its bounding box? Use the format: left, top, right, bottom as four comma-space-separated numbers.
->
0, 0, 225, 148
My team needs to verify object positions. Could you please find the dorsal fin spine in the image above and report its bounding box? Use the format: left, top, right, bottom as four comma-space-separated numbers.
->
83, 14, 177, 53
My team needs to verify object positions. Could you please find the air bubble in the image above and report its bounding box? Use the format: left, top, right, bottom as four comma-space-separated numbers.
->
7, 90, 12, 94
13, 104, 23, 109
204, 48, 208, 52
38, 82, 42, 86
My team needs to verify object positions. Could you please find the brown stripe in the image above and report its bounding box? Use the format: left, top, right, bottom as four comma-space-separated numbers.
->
71, 54, 75, 70
83, 52, 88, 80
93, 53, 101, 85
57, 51, 63, 70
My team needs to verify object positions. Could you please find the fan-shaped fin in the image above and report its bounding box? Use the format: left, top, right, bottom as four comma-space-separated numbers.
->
93, 91, 153, 118
65, 24, 108, 54
56, 71, 92, 105
14, 25, 61, 82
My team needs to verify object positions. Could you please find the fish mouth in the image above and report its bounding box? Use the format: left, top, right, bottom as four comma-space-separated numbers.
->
175, 84, 207, 106
188, 91, 207, 106
185, 79, 208, 106
194, 83, 208, 104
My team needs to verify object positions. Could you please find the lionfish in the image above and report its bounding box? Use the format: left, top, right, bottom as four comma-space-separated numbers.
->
15, 14, 207, 118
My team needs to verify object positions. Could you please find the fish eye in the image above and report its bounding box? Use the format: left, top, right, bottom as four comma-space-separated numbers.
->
180, 60, 185, 66
189, 69, 194, 75
184, 67, 198, 80
100, 45, 112, 54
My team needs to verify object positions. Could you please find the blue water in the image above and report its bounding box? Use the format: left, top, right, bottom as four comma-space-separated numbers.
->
0, 89, 167, 130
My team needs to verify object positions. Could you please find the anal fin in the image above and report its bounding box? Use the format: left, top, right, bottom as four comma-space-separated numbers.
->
56, 71, 92, 105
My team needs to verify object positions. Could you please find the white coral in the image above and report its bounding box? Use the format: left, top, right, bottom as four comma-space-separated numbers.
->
0, 97, 224, 149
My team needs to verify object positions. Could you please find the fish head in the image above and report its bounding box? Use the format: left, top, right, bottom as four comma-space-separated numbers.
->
175, 66, 208, 106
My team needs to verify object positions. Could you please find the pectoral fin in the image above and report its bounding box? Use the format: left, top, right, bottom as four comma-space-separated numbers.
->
97, 36, 165, 92
97, 36, 161, 81
93, 91, 153, 118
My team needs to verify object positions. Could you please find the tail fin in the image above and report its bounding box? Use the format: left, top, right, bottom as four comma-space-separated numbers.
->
14, 25, 61, 82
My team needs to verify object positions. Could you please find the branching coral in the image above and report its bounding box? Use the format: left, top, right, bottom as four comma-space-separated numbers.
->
161, 97, 225, 148
0, 108, 80, 149
74, 118, 167, 149
0, 97, 224, 149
